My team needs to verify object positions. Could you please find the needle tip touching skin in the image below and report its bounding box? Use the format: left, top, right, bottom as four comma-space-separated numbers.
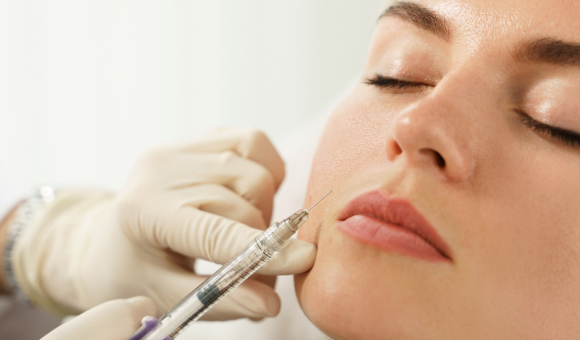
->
307, 190, 333, 212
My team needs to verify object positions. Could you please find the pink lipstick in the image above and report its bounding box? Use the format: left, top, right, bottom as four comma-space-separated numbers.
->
336, 190, 451, 262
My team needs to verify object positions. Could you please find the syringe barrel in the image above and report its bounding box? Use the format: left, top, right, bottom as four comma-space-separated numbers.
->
140, 210, 308, 340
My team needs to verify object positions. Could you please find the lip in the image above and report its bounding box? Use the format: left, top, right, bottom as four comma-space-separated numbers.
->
336, 190, 451, 262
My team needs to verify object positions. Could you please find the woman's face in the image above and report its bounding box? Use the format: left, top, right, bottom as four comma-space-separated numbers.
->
295, 0, 580, 339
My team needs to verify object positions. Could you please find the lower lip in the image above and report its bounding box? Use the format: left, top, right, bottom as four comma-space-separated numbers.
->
336, 215, 449, 262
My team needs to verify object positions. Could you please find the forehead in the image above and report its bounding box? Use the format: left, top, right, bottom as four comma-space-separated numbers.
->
386, 0, 580, 48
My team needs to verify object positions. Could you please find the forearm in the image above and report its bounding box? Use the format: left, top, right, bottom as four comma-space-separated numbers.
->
0, 203, 21, 294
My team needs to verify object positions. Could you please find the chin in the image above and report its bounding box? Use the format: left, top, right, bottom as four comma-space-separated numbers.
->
294, 259, 413, 340
295, 271, 361, 340
293, 225, 469, 340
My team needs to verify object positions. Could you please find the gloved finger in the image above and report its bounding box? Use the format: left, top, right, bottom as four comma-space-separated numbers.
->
248, 272, 277, 290
151, 267, 280, 320
212, 151, 276, 223
175, 128, 285, 189
155, 186, 278, 289
153, 208, 316, 275
203, 278, 281, 321
180, 152, 277, 224
173, 183, 268, 231
139, 151, 277, 224
258, 238, 317, 275
174, 184, 277, 287
41, 296, 156, 340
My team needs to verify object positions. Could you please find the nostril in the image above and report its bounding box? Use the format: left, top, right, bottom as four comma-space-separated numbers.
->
418, 148, 446, 169
393, 142, 403, 156
386, 139, 404, 161
434, 152, 446, 168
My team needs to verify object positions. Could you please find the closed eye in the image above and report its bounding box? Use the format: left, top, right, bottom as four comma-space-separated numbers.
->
517, 110, 580, 148
365, 74, 429, 90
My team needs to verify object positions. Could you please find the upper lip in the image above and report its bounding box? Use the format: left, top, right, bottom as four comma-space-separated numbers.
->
338, 190, 452, 260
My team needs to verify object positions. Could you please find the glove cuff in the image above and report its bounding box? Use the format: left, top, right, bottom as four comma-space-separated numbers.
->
11, 188, 114, 317
3, 187, 57, 304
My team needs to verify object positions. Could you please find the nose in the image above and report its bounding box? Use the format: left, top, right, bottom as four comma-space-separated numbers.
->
385, 95, 475, 182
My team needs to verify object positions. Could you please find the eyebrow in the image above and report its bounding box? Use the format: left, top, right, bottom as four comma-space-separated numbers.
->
382, 2, 580, 70
517, 38, 580, 68
380, 1, 451, 41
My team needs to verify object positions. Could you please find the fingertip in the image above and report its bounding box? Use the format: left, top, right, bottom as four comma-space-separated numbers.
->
288, 239, 317, 265
290, 238, 318, 257
246, 291, 280, 319
284, 238, 318, 271
259, 238, 317, 275
126, 296, 157, 317
199, 279, 280, 321
266, 292, 281, 317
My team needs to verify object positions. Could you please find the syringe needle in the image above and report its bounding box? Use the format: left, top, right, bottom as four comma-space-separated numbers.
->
307, 190, 333, 211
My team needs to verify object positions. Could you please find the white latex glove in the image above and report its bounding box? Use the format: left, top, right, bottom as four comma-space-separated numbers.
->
41, 296, 156, 340
12, 128, 317, 320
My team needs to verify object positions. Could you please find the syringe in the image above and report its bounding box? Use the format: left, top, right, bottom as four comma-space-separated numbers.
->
129, 190, 332, 340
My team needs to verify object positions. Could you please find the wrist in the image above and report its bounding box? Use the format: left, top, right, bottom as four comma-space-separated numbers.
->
14, 187, 115, 316
0, 203, 21, 294
3, 186, 58, 307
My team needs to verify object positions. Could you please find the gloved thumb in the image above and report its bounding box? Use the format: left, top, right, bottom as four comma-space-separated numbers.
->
41, 296, 156, 340
153, 208, 317, 275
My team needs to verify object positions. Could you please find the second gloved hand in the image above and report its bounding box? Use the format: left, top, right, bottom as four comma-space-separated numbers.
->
41, 297, 156, 340
12, 128, 317, 321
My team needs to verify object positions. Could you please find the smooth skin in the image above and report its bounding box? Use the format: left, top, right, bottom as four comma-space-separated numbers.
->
295, 0, 580, 339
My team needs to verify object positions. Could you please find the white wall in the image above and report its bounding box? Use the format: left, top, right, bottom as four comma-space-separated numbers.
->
0, 1, 392, 191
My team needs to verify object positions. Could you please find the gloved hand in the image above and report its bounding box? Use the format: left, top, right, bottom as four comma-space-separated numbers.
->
12, 128, 317, 320
41, 296, 156, 340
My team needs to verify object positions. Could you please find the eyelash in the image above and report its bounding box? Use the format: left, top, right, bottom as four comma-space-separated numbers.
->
365, 75, 428, 90
366, 75, 580, 149
516, 111, 580, 148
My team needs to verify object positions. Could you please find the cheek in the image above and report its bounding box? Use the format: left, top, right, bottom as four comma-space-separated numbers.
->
486, 151, 580, 310
297, 89, 418, 339
453, 135, 580, 335
300, 88, 395, 244
307, 89, 395, 196
297, 83, 580, 338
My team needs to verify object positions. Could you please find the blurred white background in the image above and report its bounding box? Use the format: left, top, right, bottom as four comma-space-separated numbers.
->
0, 0, 392, 191
0, 1, 395, 339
